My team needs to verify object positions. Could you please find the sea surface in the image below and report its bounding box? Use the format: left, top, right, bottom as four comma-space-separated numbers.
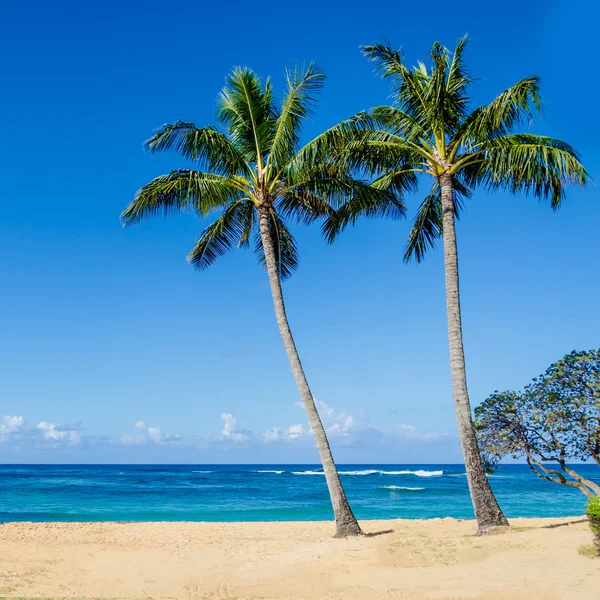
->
0, 464, 597, 522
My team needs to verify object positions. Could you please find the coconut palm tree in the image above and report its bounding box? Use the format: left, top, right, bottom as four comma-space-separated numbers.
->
121, 65, 404, 537
318, 37, 588, 533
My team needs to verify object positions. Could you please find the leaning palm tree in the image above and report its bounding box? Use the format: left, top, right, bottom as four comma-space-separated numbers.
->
121, 65, 402, 537
318, 37, 588, 533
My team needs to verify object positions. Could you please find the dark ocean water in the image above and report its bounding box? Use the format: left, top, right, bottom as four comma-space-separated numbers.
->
0, 464, 597, 522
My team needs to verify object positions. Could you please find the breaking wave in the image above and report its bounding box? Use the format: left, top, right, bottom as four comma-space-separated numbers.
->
382, 470, 443, 477
254, 470, 284, 474
380, 485, 425, 491
291, 469, 443, 477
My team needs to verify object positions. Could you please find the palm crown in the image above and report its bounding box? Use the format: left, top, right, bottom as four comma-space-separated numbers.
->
121, 65, 403, 278
320, 36, 588, 253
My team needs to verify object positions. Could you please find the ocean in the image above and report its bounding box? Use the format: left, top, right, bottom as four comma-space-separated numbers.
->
0, 464, 597, 522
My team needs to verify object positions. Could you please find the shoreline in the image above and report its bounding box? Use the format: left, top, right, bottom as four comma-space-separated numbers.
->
0, 514, 588, 525
1, 516, 597, 599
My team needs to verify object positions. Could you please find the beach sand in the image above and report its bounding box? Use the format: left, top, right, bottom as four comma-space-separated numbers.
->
0, 517, 598, 599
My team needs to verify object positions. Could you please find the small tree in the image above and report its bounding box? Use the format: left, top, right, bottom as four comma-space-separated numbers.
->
588, 497, 600, 555
475, 350, 600, 497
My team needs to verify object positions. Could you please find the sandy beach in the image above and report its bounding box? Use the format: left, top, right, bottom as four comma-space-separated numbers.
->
0, 517, 598, 599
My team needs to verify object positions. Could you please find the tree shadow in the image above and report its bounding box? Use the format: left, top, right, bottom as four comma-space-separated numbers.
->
364, 528, 394, 537
542, 518, 588, 529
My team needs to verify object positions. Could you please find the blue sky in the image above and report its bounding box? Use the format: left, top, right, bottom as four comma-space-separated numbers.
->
0, 0, 598, 463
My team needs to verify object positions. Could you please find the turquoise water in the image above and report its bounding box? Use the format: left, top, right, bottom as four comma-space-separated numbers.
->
0, 464, 597, 522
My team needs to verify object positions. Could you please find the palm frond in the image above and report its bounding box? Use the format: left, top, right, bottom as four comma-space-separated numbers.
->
363, 42, 437, 135
446, 35, 472, 100
453, 76, 541, 151
217, 67, 276, 165
404, 184, 442, 263
121, 170, 244, 225
254, 210, 298, 280
292, 111, 427, 178
291, 111, 378, 169
144, 121, 249, 176
187, 200, 256, 269
333, 137, 426, 176
370, 165, 419, 196
362, 42, 406, 79
474, 134, 588, 207
285, 162, 402, 213
424, 39, 472, 137
268, 64, 326, 169
322, 184, 406, 242
275, 191, 333, 225
404, 176, 470, 262
369, 106, 427, 141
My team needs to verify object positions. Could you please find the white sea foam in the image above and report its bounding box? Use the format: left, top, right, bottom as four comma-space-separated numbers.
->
380, 485, 425, 491
448, 472, 511, 478
192, 470, 213, 473
383, 470, 443, 477
255, 470, 284, 474
292, 469, 443, 477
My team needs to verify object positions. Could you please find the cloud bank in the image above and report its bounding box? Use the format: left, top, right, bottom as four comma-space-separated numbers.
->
1, 414, 83, 449
0, 400, 453, 461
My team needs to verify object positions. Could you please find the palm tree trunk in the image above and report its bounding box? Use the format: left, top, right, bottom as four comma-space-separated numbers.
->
257, 206, 362, 537
439, 173, 509, 533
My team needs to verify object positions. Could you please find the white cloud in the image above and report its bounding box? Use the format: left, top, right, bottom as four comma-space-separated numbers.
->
1, 415, 84, 449
1, 415, 24, 432
147, 426, 162, 443
262, 423, 307, 443
36, 421, 82, 445
315, 400, 335, 420
0, 403, 447, 457
262, 400, 444, 451
316, 401, 356, 436
219, 413, 252, 443
289, 400, 446, 448
1, 415, 24, 431
288, 424, 306, 439
120, 422, 182, 446
0, 415, 25, 443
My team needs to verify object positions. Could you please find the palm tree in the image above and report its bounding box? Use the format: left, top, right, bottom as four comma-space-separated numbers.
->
121, 65, 403, 537
319, 37, 588, 533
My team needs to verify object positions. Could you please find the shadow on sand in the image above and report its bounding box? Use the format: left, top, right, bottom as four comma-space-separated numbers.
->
364, 528, 394, 537
542, 518, 588, 529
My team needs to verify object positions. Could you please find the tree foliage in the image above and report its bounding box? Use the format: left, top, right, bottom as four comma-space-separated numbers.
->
314, 36, 588, 248
588, 496, 600, 554
475, 350, 600, 497
121, 65, 401, 279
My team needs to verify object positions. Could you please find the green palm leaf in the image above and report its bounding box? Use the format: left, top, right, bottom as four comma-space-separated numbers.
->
476, 134, 588, 207
404, 184, 442, 263
187, 200, 255, 270
322, 183, 406, 242
217, 67, 276, 166
121, 170, 244, 225
144, 121, 249, 176
276, 191, 333, 225
453, 76, 541, 153
268, 64, 326, 170
254, 210, 298, 280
